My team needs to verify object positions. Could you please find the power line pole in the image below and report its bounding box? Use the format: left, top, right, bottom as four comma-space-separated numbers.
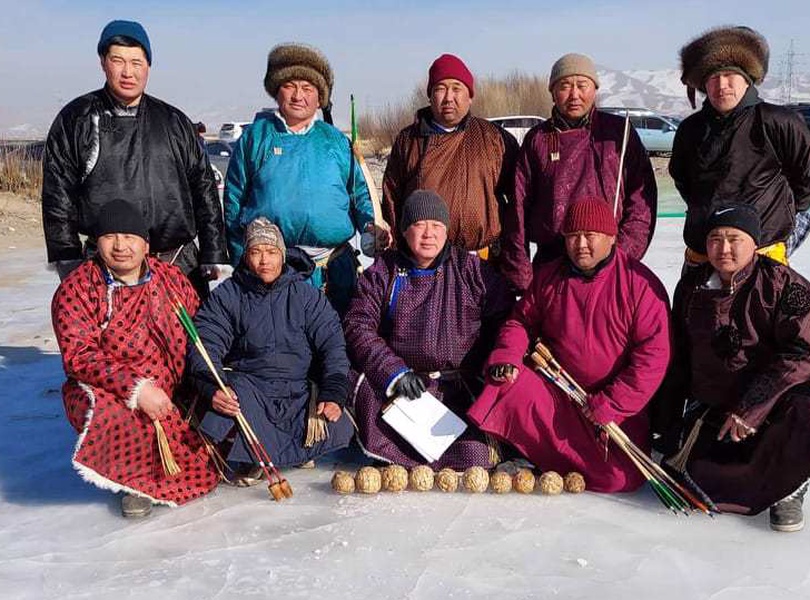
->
780, 39, 808, 104
784, 39, 796, 104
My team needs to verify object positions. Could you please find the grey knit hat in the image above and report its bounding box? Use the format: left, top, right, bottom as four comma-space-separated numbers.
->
679, 26, 769, 107
549, 53, 600, 90
244, 217, 286, 260
400, 190, 450, 233
263, 43, 334, 109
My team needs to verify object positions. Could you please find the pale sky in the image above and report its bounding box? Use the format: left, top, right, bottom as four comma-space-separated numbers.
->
1, 0, 808, 136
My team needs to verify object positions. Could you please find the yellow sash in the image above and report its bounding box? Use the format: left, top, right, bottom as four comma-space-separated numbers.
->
685, 241, 788, 267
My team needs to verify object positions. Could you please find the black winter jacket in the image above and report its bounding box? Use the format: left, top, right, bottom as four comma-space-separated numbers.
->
42, 88, 227, 264
670, 88, 810, 253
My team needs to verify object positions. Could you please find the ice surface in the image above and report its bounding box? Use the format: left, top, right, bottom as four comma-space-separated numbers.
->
1, 220, 809, 600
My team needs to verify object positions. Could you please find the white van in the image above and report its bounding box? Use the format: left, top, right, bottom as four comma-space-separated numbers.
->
487, 115, 545, 145
218, 122, 252, 141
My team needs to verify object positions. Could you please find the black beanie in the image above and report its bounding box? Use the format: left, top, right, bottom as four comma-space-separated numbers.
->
94, 199, 149, 240
706, 204, 761, 245
399, 189, 450, 233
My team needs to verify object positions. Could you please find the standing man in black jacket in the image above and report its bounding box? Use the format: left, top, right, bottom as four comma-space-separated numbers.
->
41, 20, 227, 295
670, 26, 810, 266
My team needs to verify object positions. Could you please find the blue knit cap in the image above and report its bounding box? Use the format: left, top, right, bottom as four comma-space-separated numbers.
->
97, 20, 152, 65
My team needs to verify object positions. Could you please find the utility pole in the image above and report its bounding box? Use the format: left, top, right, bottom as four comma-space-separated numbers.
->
783, 39, 796, 104
780, 39, 808, 105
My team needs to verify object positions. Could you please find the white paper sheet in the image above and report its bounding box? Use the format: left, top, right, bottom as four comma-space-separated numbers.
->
381, 391, 468, 462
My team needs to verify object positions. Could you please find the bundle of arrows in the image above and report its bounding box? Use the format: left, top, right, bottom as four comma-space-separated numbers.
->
530, 340, 718, 517
172, 297, 293, 501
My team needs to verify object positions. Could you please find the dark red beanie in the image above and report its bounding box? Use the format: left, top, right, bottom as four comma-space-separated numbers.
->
563, 198, 618, 236
427, 54, 474, 98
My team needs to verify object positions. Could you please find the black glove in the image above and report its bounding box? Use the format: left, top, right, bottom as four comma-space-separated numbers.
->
394, 371, 426, 400
488, 363, 517, 382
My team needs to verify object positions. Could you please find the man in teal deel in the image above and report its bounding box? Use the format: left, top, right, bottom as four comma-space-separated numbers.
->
224, 43, 387, 315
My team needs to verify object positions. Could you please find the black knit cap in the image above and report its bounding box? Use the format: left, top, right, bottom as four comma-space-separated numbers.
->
706, 203, 761, 245
94, 199, 149, 240
399, 189, 450, 233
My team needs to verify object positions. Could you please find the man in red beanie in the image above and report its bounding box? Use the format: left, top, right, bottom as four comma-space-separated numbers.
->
468, 198, 671, 493
381, 53, 521, 290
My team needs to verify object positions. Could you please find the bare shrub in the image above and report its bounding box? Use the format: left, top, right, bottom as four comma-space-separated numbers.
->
356, 72, 552, 153
356, 85, 425, 156
473, 71, 553, 119
0, 144, 43, 200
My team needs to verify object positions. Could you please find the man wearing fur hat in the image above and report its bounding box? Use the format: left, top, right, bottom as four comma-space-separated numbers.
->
470, 198, 670, 493
42, 20, 227, 296
670, 26, 810, 265
225, 43, 381, 316
501, 53, 657, 293
654, 204, 810, 531
381, 54, 521, 290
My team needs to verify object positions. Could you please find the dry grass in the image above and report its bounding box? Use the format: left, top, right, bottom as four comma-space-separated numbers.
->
474, 71, 553, 119
357, 86, 424, 155
356, 71, 553, 154
0, 144, 42, 200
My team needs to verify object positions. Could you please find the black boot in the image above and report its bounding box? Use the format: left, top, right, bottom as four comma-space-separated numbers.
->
770, 480, 808, 532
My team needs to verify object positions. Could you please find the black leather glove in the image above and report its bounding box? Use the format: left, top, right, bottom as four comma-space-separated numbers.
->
394, 371, 426, 400
488, 363, 518, 382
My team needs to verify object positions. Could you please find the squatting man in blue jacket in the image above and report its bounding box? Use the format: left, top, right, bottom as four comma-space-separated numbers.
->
187, 217, 354, 484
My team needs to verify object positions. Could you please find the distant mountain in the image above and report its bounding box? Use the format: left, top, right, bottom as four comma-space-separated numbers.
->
1, 121, 49, 141
596, 67, 810, 116
3, 69, 810, 139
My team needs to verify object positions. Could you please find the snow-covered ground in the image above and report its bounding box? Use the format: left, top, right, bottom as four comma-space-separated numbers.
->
1, 219, 810, 600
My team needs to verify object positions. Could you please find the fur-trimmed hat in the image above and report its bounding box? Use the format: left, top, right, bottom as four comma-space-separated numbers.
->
263, 43, 334, 109
679, 25, 769, 108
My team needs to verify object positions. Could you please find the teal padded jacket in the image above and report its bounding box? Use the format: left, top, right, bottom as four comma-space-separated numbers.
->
224, 113, 373, 265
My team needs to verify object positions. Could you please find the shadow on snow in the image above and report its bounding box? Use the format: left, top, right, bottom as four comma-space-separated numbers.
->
0, 345, 109, 507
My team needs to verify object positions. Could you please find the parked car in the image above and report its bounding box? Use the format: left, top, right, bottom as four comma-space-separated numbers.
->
218, 121, 252, 141
206, 140, 233, 158
599, 108, 679, 155
210, 164, 224, 197
205, 140, 235, 199
205, 139, 234, 173
785, 103, 810, 129
486, 115, 545, 145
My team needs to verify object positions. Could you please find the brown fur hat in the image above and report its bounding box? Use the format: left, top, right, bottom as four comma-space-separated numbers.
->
263, 43, 334, 108
680, 26, 769, 106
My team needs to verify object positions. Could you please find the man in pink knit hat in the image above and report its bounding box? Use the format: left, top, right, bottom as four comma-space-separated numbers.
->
469, 198, 671, 493
382, 53, 521, 290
